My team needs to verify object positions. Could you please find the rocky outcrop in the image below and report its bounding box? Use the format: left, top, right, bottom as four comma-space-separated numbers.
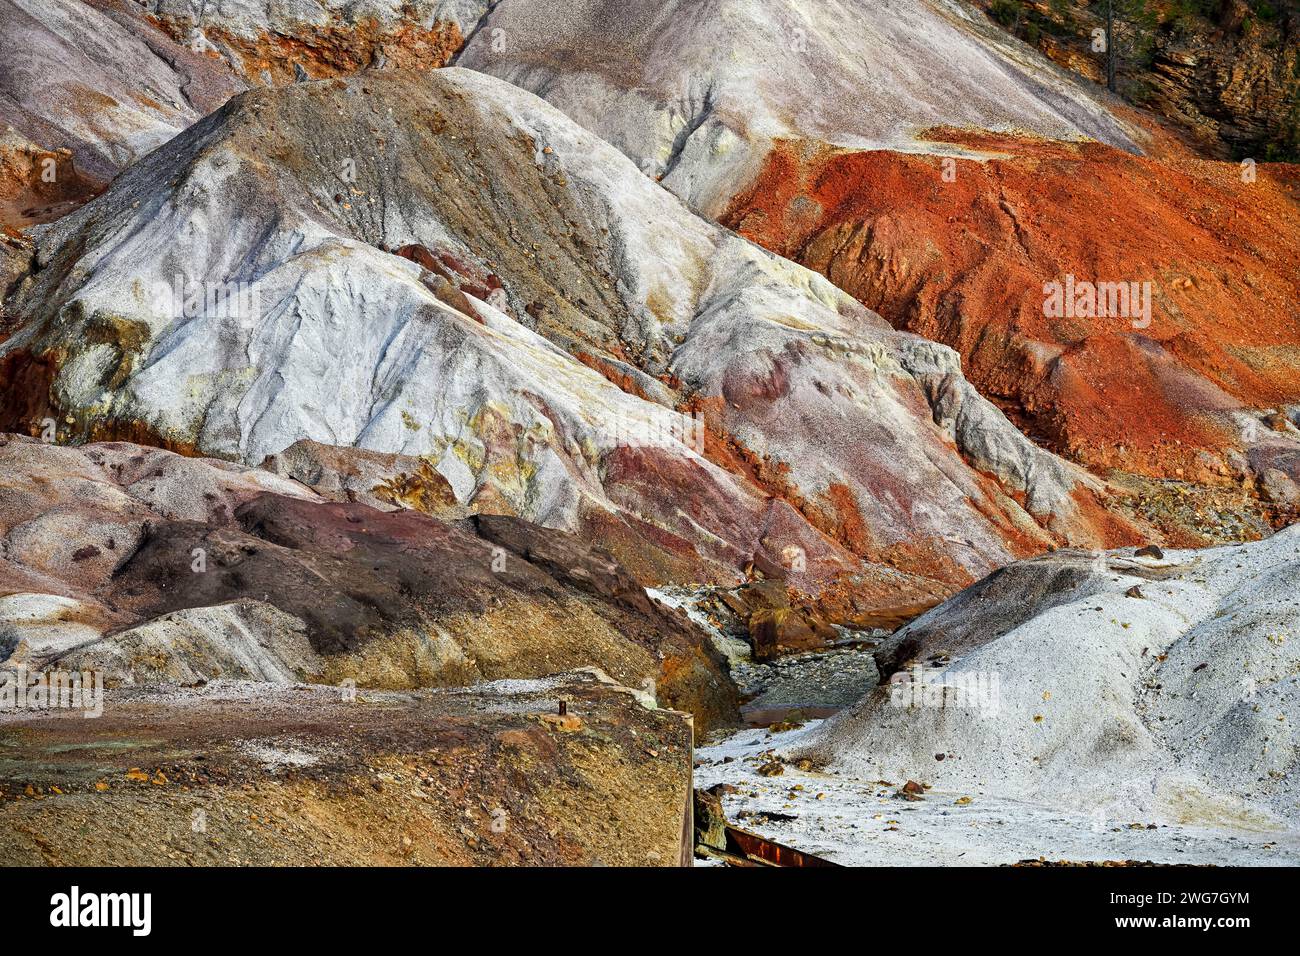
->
0, 68, 1144, 619
0, 434, 738, 731
0, 672, 695, 866
143, 0, 490, 85
973, 0, 1300, 160
259, 439, 467, 515
0, 1, 495, 229
1146, 3, 1299, 160
0, 0, 245, 191
796, 525, 1300, 828
462, 0, 1300, 523
0, 228, 30, 309
0, 130, 94, 229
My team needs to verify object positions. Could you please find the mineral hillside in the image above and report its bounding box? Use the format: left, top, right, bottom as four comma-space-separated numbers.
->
0, 0, 1296, 868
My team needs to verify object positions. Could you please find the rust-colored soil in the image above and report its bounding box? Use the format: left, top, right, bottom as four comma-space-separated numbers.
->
148, 17, 465, 85
0, 144, 100, 230
724, 129, 1300, 483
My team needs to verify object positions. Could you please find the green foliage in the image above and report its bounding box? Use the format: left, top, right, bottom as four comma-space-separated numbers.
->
989, 0, 1022, 28
1162, 0, 1218, 35
984, 0, 1299, 160
1099, 0, 1159, 80
988, 0, 1075, 41
1262, 92, 1300, 162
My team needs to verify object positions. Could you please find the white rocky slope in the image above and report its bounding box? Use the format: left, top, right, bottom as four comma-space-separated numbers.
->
456, 0, 1141, 216
1, 68, 1136, 607
0, 0, 245, 184
794, 528, 1300, 831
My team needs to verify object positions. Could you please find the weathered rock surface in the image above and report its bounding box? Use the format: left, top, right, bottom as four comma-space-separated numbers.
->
0, 1, 498, 231
0, 228, 30, 307
458, 0, 1140, 219
0, 0, 1294, 871
144, 0, 490, 84
0, 672, 694, 866
0, 129, 93, 230
795, 525, 1300, 829
462, 0, 1300, 520
724, 126, 1300, 491
973, 0, 1300, 160
0, 0, 245, 201
259, 438, 467, 515
0, 434, 738, 730
0, 67, 1149, 620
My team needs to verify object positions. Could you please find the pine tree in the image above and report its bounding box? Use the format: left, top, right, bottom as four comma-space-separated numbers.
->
1107, 0, 1117, 91
1104, 0, 1158, 94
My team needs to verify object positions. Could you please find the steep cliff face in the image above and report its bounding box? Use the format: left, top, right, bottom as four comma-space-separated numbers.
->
974, 0, 1300, 159
1151, 1, 1300, 159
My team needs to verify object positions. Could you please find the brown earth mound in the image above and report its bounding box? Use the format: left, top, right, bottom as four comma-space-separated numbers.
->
146, 13, 468, 85
0, 435, 738, 731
